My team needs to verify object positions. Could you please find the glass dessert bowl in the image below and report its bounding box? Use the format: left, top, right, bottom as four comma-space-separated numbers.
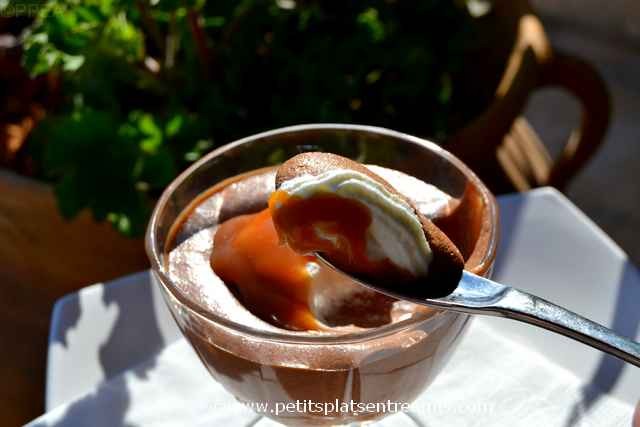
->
146, 124, 499, 426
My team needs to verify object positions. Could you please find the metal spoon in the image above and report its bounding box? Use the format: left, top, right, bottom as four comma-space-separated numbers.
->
316, 255, 640, 368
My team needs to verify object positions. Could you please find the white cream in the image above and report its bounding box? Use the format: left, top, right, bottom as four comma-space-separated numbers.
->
276, 169, 433, 277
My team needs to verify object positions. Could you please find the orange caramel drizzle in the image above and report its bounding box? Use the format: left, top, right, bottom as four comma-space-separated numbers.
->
210, 191, 416, 332
210, 209, 322, 331
268, 190, 413, 282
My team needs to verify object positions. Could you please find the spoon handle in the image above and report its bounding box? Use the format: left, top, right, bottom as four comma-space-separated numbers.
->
493, 287, 640, 368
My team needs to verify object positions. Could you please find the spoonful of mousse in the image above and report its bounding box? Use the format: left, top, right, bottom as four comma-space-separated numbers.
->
269, 152, 640, 368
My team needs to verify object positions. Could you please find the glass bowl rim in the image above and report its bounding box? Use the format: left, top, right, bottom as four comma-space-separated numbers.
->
145, 123, 498, 345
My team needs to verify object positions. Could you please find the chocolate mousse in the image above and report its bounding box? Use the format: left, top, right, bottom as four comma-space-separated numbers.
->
162, 155, 494, 425
167, 165, 447, 333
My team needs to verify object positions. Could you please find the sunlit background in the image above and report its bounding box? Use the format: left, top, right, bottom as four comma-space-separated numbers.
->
1, 1, 639, 425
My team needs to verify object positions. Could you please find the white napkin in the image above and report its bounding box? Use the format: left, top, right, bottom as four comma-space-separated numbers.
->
27, 320, 635, 427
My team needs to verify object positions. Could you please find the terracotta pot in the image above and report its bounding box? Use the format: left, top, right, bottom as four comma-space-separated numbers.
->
448, 0, 610, 193
0, 170, 147, 425
0, 170, 148, 295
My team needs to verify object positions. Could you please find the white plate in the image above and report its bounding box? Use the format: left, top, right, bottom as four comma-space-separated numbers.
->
45, 187, 640, 411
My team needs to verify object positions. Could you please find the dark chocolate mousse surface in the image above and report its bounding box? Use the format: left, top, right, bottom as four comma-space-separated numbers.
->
165, 165, 459, 335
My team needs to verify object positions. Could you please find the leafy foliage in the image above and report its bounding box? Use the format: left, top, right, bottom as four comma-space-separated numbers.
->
18, 0, 479, 236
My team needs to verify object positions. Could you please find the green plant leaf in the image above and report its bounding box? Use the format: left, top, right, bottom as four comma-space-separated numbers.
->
99, 12, 144, 62
165, 114, 184, 138
54, 172, 89, 219
62, 54, 85, 71
357, 7, 385, 42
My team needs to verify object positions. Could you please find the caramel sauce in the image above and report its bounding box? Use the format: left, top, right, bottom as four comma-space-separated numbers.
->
211, 190, 417, 332
210, 209, 322, 331
269, 190, 412, 283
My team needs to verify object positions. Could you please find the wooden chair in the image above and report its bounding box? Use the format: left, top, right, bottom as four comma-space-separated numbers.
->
448, 3, 611, 194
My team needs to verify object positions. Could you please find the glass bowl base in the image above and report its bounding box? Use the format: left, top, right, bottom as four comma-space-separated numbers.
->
250, 411, 424, 427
